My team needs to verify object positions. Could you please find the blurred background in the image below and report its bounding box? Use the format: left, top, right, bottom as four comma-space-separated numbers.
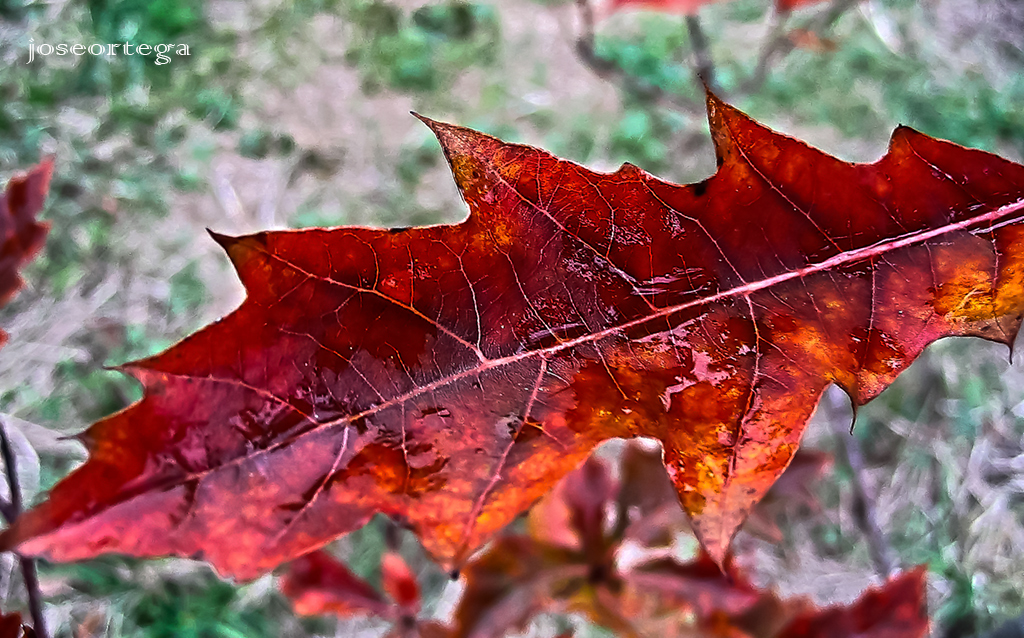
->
0, 0, 1023, 636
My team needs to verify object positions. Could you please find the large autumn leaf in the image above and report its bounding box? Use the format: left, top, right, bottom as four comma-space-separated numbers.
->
0, 160, 52, 348
4, 95, 1024, 580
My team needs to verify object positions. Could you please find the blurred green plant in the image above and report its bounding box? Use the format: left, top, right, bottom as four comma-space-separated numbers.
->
590, 0, 1024, 158
345, 0, 500, 93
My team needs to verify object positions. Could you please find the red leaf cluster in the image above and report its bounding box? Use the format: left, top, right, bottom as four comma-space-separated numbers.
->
454, 449, 927, 638
279, 449, 927, 638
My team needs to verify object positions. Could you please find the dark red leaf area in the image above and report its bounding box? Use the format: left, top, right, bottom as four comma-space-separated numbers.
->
279, 550, 389, 617
4, 95, 1024, 580
778, 568, 928, 638
0, 160, 52, 347
0, 610, 35, 638
280, 550, 447, 638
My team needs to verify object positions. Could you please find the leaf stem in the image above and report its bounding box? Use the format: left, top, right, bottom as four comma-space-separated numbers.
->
0, 419, 48, 638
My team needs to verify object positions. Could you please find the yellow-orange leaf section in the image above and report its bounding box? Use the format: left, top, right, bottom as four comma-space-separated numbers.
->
3, 95, 1024, 579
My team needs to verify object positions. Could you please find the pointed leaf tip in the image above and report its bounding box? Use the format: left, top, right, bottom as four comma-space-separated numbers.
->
413, 115, 503, 163
412, 112, 455, 144
207, 228, 238, 249
701, 534, 731, 572
206, 229, 254, 271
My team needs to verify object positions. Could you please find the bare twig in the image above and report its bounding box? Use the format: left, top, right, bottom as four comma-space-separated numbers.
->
825, 391, 898, 579
0, 498, 15, 524
741, 9, 791, 93
383, 518, 401, 552
574, 0, 703, 115
685, 15, 718, 92
741, 0, 861, 93
0, 420, 48, 638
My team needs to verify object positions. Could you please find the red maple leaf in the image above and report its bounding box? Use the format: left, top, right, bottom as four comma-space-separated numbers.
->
3, 94, 1024, 579
0, 160, 52, 349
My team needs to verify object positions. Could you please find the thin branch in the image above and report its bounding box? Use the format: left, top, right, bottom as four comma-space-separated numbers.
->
574, 0, 703, 115
741, 0, 861, 94
383, 518, 401, 552
741, 9, 790, 94
825, 392, 898, 579
685, 15, 718, 92
0, 420, 48, 638
0, 499, 16, 524
0, 427, 23, 522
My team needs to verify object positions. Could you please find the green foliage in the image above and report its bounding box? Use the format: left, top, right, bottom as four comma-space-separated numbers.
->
51, 558, 294, 638
610, 108, 670, 171
751, 33, 1024, 155
594, 24, 696, 100
88, 0, 203, 42
345, 0, 500, 93
594, 7, 1024, 158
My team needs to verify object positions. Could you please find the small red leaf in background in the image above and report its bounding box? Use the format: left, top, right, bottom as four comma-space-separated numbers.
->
279, 550, 390, 617
382, 551, 422, 615
0, 160, 52, 348
4, 93, 1024, 580
775, 0, 831, 12
778, 567, 929, 638
280, 550, 446, 638
455, 450, 676, 637
0, 609, 35, 638
785, 29, 838, 52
